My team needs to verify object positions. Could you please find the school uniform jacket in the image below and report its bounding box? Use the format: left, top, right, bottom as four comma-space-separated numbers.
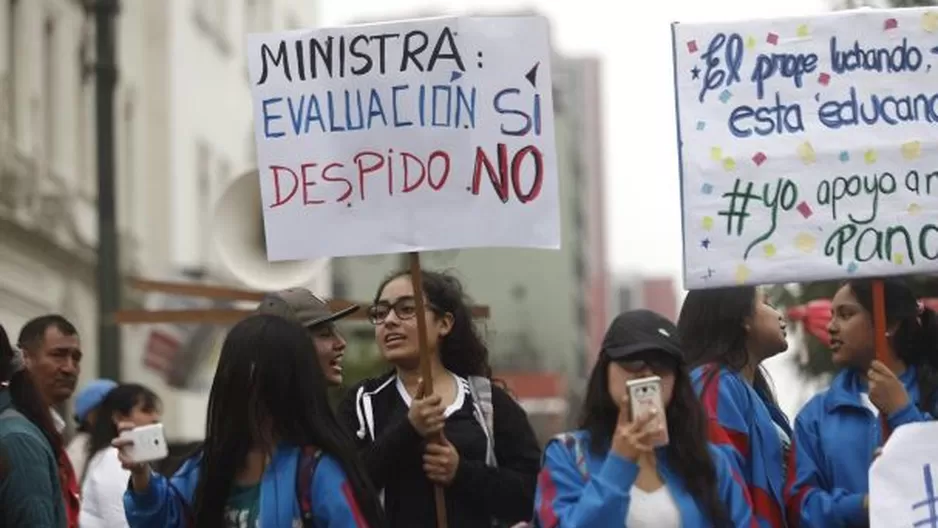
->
692, 364, 791, 528
785, 366, 935, 528
123, 444, 369, 527
533, 430, 756, 527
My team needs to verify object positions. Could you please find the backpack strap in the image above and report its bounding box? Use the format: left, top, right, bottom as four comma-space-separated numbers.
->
295, 446, 323, 528
467, 376, 497, 467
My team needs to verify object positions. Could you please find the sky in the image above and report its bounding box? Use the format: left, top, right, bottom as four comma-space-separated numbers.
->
319, 0, 834, 415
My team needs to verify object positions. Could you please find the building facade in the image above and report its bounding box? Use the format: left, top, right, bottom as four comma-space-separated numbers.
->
0, 0, 324, 441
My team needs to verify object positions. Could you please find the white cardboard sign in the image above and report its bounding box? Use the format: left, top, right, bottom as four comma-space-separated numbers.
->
246, 16, 559, 261
870, 421, 938, 527
672, 8, 938, 289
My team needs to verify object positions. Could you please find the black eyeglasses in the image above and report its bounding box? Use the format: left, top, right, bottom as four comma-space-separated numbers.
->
367, 297, 437, 325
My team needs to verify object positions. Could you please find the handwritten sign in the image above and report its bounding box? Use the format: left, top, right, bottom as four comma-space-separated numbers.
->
870, 421, 938, 528
672, 8, 938, 289
246, 16, 559, 261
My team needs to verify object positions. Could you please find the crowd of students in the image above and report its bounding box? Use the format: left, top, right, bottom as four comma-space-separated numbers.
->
1, 271, 935, 527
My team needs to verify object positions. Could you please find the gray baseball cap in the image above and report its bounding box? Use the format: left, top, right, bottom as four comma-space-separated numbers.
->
256, 288, 358, 328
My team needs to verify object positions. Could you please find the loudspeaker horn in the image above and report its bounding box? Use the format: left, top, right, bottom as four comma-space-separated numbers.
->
212, 170, 326, 291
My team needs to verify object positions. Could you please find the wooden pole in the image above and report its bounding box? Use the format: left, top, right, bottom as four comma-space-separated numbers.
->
871, 279, 891, 443
116, 277, 490, 326
408, 252, 448, 528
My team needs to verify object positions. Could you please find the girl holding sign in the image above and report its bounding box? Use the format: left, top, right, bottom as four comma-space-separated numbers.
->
532, 310, 754, 527
785, 278, 938, 528
677, 287, 792, 528
338, 270, 542, 528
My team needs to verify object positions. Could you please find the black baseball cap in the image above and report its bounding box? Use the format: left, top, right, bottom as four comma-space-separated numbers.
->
601, 309, 684, 362
256, 288, 359, 328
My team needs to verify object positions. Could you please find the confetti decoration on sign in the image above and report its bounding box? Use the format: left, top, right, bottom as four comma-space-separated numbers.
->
795, 233, 817, 253
696, 120, 706, 131
894, 253, 905, 265
901, 141, 921, 160
711, 147, 723, 161
818, 72, 831, 85
701, 183, 714, 195
687, 40, 699, 53
797, 142, 817, 164
701, 238, 711, 249
923, 11, 938, 32
723, 157, 737, 172
766, 32, 779, 45
884, 18, 898, 30
702, 216, 714, 230
864, 149, 877, 164
764, 244, 777, 257
735, 265, 751, 284
847, 262, 859, 274
909, 203, 923, 215
752, 152, 767, 166
746, 35, 757, 49
796, 24, 810, 37
797, 201, 813, 218
719, 89, 733, 103
839, 151, 850, 162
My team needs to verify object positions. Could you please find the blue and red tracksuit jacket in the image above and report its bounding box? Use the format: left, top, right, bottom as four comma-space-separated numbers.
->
692, 364, 791, 528
784, 366, 935, 528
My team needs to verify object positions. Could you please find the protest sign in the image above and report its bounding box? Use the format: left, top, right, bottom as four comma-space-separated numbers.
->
672, 8, 938, 289
870, 421, 938, 527
246, 16, 559, 261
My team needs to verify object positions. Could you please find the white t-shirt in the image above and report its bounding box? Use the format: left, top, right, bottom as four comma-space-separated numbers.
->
625, 486, 681, 527
66, 432, 90, 483
79, 447, 132, 528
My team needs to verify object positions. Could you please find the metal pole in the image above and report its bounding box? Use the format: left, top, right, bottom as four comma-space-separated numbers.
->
92, 0, 121, 380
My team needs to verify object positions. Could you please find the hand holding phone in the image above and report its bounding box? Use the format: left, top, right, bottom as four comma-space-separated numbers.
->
114, 423, 169, 465
626, 376, 669, 447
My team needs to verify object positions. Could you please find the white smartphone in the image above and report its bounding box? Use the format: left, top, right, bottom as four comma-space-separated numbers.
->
626, 376, 669, 447
119, 423, 169, 464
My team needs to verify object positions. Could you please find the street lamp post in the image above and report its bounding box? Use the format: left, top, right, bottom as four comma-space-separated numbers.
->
88, 0, 121, 380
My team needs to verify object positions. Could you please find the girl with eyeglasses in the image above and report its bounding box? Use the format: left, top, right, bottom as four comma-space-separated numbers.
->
677, 287, 791, 528
337, 269, 542, 528
533, 310, 754, 527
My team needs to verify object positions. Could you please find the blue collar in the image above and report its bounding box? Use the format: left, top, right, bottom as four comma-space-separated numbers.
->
824, 366, 919, 412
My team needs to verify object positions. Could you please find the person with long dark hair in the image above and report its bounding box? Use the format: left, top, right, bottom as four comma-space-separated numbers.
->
80, 383, 161, 527
785, 278, 938, 527
0, 322, 67, 526
677, 286, 791, 528
533, 310, 753, 527
119, 314, 386, 527
338, 269, 542, 527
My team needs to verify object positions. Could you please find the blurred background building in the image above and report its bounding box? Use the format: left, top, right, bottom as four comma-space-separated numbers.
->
0, 0, 325, 442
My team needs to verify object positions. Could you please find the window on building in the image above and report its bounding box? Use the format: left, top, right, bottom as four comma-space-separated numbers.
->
121, 94, 136, 233
196, 142, 212, 265
42, 16, 56, 168
216, 157, 231, 198
285, 12, 302, 30
7, 0, 18, 141
193, 0, 230, 55
244, 0, 271, 34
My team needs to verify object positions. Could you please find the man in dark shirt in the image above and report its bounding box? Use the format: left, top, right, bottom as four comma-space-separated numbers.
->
19, 315, 82, 528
